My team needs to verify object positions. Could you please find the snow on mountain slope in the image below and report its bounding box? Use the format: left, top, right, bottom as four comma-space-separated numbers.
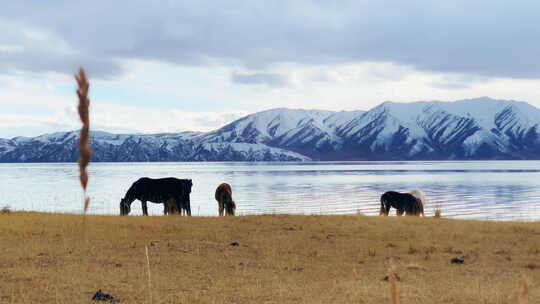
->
213, 98, 540, 160
335, 103, 425, 158
417, 104, 489, 156
193, 142, 311, 161
2, 97, 540, 162
199, 108, 336, 143
335, 97, 540, 159
414, 98, 540, 156
0, 130, 309, 162
0, 138, 16, 154
435, 97, 540, 127
199, 108, 366, 158
323, 110, 366, 129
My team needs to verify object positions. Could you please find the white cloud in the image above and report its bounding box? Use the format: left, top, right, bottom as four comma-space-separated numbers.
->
2, 55, 540, 139
232, 72, 289, 87
0, 44, 24, 53
90, 102, 248, 134
2, 1, 540, 79
1, 1, 540, 139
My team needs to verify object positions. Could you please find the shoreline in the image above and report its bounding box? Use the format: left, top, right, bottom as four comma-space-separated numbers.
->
3, 209, 539, 223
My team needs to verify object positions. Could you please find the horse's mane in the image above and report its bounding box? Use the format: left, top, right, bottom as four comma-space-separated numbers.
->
409, 189, 427, 208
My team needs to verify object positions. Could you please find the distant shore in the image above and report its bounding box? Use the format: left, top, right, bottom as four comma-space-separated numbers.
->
0, 211, 538, 303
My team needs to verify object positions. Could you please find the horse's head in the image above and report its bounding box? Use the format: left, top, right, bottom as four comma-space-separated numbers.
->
120, 198, 131, 215
182, 179, 193, 201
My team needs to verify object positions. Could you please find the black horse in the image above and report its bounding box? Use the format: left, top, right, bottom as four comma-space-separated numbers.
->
120, 177, 193, 216
380, 191, 424, 216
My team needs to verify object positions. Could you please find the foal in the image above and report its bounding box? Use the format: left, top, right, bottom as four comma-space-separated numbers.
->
215, 183, 236, 216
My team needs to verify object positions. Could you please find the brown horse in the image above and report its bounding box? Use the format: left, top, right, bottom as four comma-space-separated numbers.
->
215, 183, 236, 216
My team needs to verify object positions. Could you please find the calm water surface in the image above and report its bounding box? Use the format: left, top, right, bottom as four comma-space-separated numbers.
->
0, 161, 539, 221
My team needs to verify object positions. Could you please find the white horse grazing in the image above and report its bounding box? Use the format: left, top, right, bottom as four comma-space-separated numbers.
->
409, 189, 427, 217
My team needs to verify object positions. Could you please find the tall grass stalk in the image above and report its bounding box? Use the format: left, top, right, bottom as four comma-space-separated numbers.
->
145, 245, 153, 304
514, 280, 529, 304
75, 68, 92, 300
75, 67, 92, 213
388, 266, 400, 304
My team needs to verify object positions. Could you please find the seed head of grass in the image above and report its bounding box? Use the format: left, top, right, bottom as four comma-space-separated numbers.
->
1, 205, 11, 214
75, 67, 92, 212
513, 280, 529, 304
387, 265, 400, 304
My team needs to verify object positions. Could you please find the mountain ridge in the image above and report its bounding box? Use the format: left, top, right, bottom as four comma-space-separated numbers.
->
2, 97, 540, 162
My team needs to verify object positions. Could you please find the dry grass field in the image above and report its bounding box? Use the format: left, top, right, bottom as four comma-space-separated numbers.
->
0, 211, 538, 303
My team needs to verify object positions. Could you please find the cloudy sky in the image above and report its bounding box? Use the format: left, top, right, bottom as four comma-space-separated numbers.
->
1, 1, 540, 138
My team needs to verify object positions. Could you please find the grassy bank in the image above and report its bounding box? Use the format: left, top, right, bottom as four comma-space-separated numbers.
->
0, 212, 538, 303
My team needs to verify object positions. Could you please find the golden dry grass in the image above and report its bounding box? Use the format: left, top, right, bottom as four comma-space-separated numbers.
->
0, 212, 538, 303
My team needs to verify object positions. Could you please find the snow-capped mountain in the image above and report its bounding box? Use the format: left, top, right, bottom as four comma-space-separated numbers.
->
198, 108, 363, 159
2, 97, 540, 162
333, 97, 540, 159
0, 130, 308, 162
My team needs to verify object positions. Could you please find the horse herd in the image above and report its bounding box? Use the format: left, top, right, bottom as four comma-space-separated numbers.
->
119, 177, 427, 217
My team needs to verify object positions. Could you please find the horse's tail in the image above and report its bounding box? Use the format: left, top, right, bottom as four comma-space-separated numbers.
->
409, 189, 427, 216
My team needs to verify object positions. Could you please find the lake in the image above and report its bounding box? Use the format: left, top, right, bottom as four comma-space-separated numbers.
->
0, 161, 539, 221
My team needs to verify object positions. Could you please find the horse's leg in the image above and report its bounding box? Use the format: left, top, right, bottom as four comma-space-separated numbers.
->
380, 199, 388, 216
185, 200, 191, 216
219, 201, 224, 216
171, 198, 181, 215
164, 199, 175, 215
396, 208, 404, 216
226, 201, 234, 216
169, 197, 179, 216
180, 199, 186, 216
383, 203, 391, 216
168, 201, 173, 215
381, 199, 392, 216
408, 201, 420, 216
412, 205, 420, 216
163, 201, 169, 215
142, 201, 149, 216
178, 200, 187, 216
403, 206, 410, 216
